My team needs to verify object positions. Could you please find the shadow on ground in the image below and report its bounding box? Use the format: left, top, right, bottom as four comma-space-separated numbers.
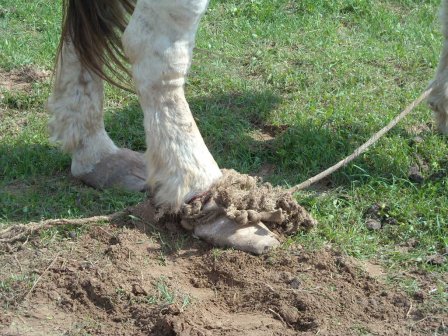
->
1, 88, 429, 223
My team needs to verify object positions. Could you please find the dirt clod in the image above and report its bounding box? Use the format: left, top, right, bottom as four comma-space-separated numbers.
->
132, 284, 148, 296
409, 165, 424, 183
365, 218, 382, 230
364, 203, 399, 228
426, 254, 446, 266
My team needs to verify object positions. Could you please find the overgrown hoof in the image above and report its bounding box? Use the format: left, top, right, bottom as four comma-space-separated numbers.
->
193, 216, 280, 255
76, 149, 148, 192
176, 169, 316, 254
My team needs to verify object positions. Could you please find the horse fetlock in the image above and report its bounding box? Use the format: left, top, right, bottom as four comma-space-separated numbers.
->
146, 146, 222, 209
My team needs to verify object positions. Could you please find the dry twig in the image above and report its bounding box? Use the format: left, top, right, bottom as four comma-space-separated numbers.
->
406, 301, 414, 319
22, 253, 61, 303
268, 308, 291, 328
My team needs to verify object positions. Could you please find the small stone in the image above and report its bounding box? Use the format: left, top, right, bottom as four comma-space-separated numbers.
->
132, 284, 148, 296
365, 218, 382, 230
289, 277, 301, 289
69, 231, 77, 239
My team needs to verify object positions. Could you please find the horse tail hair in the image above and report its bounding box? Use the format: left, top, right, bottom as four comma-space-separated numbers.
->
57, 0, 136, 91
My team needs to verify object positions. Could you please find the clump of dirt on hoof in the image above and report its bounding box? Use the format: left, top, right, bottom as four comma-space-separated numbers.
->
180, 169, 316, 235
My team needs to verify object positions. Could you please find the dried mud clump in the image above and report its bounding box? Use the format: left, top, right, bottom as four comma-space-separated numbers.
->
180, 169, 316, 235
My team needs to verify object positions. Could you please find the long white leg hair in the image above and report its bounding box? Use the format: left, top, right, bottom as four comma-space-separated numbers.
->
429, 0, 448, 134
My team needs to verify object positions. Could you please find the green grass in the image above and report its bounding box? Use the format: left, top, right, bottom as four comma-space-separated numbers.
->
143, 277, 191, 309
0, 0, 446, 286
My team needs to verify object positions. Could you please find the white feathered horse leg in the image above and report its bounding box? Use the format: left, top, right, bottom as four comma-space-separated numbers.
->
123, 0, 279, 254
429, 0, 448, 134
47, 41, 147, 191
123, 0, 221, 209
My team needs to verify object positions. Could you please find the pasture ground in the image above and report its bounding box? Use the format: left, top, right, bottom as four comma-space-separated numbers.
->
0, 0, 447, 335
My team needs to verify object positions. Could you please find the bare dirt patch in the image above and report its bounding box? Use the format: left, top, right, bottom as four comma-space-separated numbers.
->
0, 66, 50, 92
250, 124, 289, 145
1, 217, 446, 336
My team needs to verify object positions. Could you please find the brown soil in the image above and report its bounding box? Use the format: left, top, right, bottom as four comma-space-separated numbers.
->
1, 217, 446, 336
0, 66, 50, 92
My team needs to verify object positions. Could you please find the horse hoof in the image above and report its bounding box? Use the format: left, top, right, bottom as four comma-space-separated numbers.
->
193, 216, 280, 255
76, 149, 148, 192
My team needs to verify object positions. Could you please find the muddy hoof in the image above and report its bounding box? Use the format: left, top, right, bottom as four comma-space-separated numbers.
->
193, 216, 280, 255
76, 149, 147, 192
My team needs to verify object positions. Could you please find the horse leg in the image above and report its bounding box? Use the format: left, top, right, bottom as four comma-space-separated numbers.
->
123, 0, 279, 254
47, 41, 147, 191
429, 0, 448, 134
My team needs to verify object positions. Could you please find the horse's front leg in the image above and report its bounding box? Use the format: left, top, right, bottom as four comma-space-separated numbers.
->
429, 0, 448, 134
48, 41, 147, 191
123, 0, 221, 208
123, 0, 280, 254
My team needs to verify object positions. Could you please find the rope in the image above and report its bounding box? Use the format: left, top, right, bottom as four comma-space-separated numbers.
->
0, 89, 432, 245
0, 212, 126, 244
288, 88, 432, 193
